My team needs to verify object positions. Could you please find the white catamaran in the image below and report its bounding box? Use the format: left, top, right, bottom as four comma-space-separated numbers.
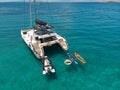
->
21, 0, 68, 74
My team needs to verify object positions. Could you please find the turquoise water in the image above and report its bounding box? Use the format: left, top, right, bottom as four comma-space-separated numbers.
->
0, 2, 120, 90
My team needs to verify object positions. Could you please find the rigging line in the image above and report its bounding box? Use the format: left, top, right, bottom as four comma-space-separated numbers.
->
38, 0, 41, 19
47, 0, 53, 24
45, 0, 49, 22
24, 0, 26, 29
24, 0, 28, 28
46, 0, 55, 31
42, 1, 47, 21
46, 0, 56, 33
40, 0, 46, 20
25, 0, 28, 28
29, 0, 32, 28
38, 1, 43, 20
33, 0, 37, 19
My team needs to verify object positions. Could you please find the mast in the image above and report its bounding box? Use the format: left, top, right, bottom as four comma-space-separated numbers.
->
29, 0, 32, 28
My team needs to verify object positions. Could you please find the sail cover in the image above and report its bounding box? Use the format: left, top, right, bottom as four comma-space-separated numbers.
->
35, 19, 47, 25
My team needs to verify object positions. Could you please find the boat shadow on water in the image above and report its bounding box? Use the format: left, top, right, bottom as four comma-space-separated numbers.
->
44, 44, 65, 80
44, 44, 65, 58
45, 72, 58, 81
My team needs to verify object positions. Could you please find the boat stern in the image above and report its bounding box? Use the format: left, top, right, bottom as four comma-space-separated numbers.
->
58, 38, 68, 51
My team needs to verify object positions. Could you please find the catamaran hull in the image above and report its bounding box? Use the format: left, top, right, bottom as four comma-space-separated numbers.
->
21, 30, 44, 59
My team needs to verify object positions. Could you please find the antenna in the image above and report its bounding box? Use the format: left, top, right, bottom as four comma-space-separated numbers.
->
29, 0, 32, 28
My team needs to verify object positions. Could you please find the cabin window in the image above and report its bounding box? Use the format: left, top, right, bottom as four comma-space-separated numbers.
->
40, 39, 44, 43
35, 37, 39, 40
40, 36, 57, 43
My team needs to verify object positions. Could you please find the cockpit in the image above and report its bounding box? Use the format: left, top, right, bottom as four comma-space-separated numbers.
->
35, 36, 57, 43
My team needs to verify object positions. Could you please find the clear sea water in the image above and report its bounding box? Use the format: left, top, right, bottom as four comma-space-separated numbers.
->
0, 2, 120, 90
